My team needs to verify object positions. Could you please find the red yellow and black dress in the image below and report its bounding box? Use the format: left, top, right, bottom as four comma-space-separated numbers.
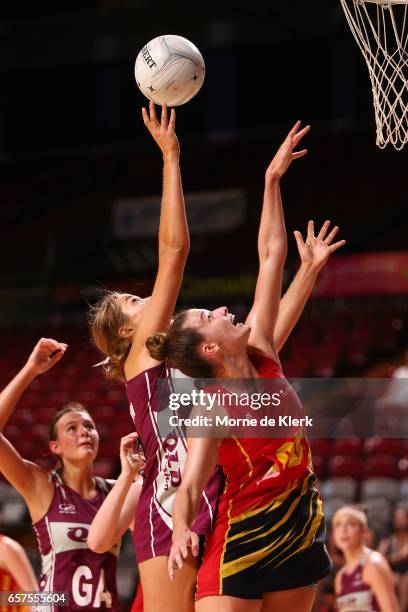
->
196, 354, 331, 600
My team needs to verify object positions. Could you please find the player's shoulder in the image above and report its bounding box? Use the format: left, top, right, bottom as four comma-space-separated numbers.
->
367, 550, 388, 567
364, 550, 392, 579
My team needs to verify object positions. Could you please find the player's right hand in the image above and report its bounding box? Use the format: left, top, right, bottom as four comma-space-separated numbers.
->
25, 338, 67, 375
119, 432, 146, 480
142, 101, 179, 159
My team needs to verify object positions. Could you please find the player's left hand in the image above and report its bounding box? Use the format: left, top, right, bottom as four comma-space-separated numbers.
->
294, 219, 346, 271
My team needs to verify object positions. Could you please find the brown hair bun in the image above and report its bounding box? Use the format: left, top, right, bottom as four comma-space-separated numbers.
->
146, 332, 169, 361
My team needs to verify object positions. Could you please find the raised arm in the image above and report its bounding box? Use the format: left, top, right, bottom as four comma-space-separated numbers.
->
125, 102, 190, 375
0, 338, 66, 513
245, 121, 310, 358
0, 536, 38, 591
88, 433, 144, 553
0, 338, 66, 431
168, 436, 218, 579
274, 220, 346, 352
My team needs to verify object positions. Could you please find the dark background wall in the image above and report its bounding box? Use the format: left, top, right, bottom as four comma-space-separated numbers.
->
0, 0, 406, 316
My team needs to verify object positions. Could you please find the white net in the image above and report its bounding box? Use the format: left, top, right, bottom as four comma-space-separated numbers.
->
340, 0, 408, 150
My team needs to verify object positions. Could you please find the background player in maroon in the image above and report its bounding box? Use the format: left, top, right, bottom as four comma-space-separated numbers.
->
0, 338, 143, 611
333, 506, 399, 612
88, 432, 146, 611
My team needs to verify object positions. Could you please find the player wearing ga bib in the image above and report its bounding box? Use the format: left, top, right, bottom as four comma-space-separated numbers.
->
196, 354, 331, 600
126, 362, 223, 562
33, 471, 119, 611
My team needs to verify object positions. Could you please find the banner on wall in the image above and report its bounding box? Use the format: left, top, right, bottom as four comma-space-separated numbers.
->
113, 189, 246, 239
313, 251, 408, 297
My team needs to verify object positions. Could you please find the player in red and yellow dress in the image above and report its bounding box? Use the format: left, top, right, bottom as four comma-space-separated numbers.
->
153, 120, 345, 610
194, 352, 329, 601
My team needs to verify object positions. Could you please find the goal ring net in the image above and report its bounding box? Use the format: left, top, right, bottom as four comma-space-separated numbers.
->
340, 0, 408, 150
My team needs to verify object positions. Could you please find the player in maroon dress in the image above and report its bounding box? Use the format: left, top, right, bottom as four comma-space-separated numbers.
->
0, 338, 144, 611
147, 122, 346, 610
89, 101, 224, 612
333, 506, 399, 612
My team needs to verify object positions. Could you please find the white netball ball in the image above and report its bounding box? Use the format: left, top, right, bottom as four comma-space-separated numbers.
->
134, 35, 205, 106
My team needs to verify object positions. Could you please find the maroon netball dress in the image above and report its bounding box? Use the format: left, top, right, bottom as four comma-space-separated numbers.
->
126, 362, 223, 562
33, 471, 119, 611
336, 552, 380, 612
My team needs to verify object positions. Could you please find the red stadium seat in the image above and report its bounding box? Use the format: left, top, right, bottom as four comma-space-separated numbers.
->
364, 455, 399, 479
400, 439, 408, 457
398, 458, 408, 479
309, 439, 332, 458
328, 455, 363, 480
311, 455, 325, 479
333, 438, 364, 457
55, 377, 77, 393
364, 437, 403, 456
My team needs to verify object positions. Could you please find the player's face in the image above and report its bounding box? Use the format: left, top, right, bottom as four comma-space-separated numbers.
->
183, 307, 250, 355
332, 513, 364, 551
51, 411, 99, 463
118, 293, 151, 325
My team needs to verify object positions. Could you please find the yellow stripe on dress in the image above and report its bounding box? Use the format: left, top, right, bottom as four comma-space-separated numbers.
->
218, 436, 253, 594
220, 475, 324, 582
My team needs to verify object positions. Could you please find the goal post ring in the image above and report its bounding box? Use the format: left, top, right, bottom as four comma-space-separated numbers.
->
340, 0, 408, 150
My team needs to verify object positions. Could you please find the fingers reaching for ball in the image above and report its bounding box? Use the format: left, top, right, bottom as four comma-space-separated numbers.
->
141, 101, 180, 158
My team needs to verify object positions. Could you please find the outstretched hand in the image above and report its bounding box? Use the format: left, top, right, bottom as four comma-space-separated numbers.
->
266, 120, 310, 180
294, 220, 346, 271
142, 100, 179, 158
25, 338, 67, 376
